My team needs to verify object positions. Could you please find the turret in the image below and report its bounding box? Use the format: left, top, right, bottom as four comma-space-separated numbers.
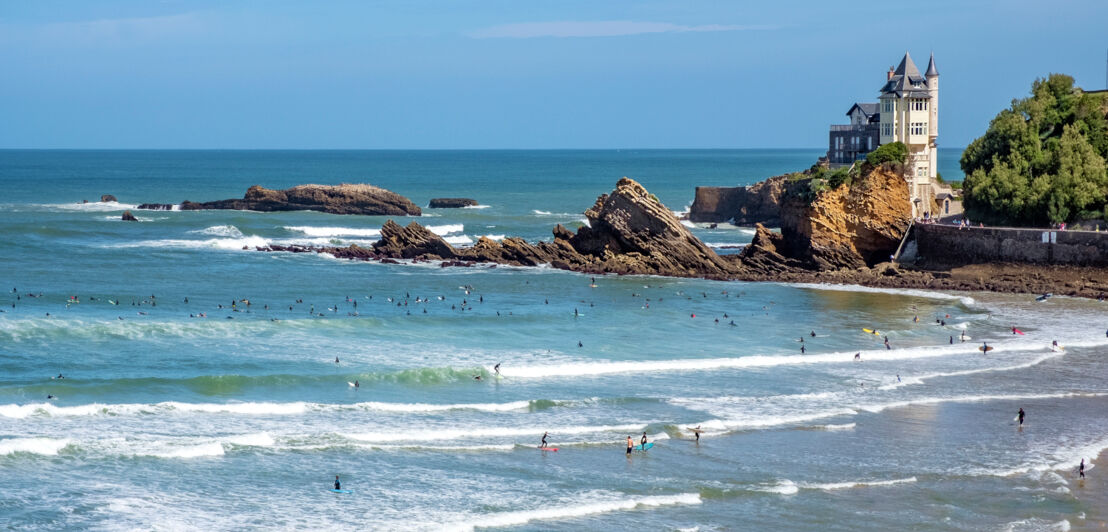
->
926, 52, 938, 138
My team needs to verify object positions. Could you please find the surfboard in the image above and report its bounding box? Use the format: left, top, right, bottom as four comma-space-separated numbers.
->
633, 442, 654, 451
329, 489, 353, 494
1012, 328, 1025, 335
959, 335, 973, 340
862, 328, 880, 336
539, 447, 558, 452
978, 346, 994, 352
686, 428, 705, 434
1052, 345, 1065, 352
347, 381, 357, 387
1036, 293, 1053, 302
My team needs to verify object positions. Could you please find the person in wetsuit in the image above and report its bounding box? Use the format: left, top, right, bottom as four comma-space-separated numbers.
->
540, 432, 548, 449
334, 476, 341, 490
640, 432, 648, 450
1017, 408, 1025, 426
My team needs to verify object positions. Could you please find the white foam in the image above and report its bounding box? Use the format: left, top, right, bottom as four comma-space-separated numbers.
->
756, 479, 799, 495
800, 477, 916, 490
147, 442, 225, 459
818, 423, 856, 431
680, 220, 697, 229
499, 344, 984, 379
705, 242, 747, 249
878, 352, 1064, 390
858, 392, 1107, 414
444, 235, 474, 245
482, 234, 506, 241
784, 282, 975, 305
107, 236, 271, 250
188, 225, 244, 238
444, 493, 701, 532
355, 400, 532, 413
463, 204, 490, 209
224, 433, 275, 447
0, 437, 70, 456
39, 201, 138, 212
427, 224, 464, 235
284, 225, 383, 237
342, 423, 645, 443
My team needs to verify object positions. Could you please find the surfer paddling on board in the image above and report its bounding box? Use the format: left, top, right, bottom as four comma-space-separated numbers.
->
1017, 408, 1025, 426
540, 432, 549, 449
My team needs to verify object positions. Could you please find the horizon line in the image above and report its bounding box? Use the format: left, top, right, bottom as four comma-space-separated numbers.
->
0, 146, 968, 152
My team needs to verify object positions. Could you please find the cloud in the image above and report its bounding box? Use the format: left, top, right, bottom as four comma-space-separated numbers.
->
467, 20, 775, 39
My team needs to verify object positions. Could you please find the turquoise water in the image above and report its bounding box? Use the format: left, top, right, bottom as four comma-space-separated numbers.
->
1, 149, 1105, 531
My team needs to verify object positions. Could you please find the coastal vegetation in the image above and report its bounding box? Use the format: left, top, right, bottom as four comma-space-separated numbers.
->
961, 74, 1108, 225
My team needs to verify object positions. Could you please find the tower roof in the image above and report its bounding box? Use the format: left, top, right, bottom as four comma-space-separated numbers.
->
880, 51, 932, 98
925, 52, 938, 77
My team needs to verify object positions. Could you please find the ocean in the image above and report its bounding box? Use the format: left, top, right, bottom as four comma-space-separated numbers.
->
1, 149, 1105, 531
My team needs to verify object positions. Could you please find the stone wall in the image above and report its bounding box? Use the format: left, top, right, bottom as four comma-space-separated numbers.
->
912, 223, 1108, 268
688, 175, 788, 226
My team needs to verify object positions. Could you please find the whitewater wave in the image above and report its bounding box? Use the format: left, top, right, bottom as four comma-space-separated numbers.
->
0, 437, 70, 456
443, 492, 701, 532
427, 224, 464, 235
342, 423, 645, 444
37, 201, 138, 212
188, 225, 244, 238
0, 399, 541, 419
705, 242, 746, 249
444, 235, 474, 246
463, 204, 490, 209
284, 226, 382, 238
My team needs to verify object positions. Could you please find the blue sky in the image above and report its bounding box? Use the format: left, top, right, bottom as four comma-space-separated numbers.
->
1, 0, 1106, 149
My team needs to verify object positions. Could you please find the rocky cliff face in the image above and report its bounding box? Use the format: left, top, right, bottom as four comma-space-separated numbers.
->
172, 184, 421, 216
688, 175, 788, 225
775, 165, 912, 269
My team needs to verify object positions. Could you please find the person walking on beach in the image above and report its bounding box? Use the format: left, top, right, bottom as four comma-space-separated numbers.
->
540, 432, 549, 449
1017, 408, 1025, 426
626, 436, 633, 456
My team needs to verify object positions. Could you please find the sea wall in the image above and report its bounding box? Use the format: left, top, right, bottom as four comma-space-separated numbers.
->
912, 223, 1108, 267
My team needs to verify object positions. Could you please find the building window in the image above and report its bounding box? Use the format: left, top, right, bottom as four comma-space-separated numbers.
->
911, 100, 928, 111
882, 123, 893, 136
883, 100, 893, 113
911, 122, 926, 135
867, 137, 873, 150
917, 166, 928, 177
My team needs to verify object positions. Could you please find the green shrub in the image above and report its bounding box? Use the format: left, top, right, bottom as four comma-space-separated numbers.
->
866, 142, 908, 165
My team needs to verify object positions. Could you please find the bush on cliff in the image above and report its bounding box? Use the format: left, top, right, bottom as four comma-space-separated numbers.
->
961, 74, 1108, 225
866, 142, 908, 166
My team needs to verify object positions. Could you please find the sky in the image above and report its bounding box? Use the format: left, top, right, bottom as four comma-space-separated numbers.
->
1, 0, 1106, 149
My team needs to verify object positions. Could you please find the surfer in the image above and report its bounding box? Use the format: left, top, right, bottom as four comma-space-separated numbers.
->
494, 363, 501, 376
354, 380, 359, 389
46, 395, 56, 400
335, 356, 340, 364
641, 432, 648, 450
577, 341, 583, 348
949, 336, 954, 344
1017, 408, 1025, 426
473, 375, 482, 381
1079, 458, 1086, 479
540, 432, 548, 449
334, 476, 341, 490
694, 425, 701, 443
810, 331, 816, 337
897, 374, 901, 382
56, 373, 64, 379
854, 353, 861, 361
626, 436, 633, 456
1052, 340, 1059, 349
800, 345, 806, 354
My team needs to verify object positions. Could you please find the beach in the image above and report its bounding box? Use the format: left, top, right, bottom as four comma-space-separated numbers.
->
1, 149, 1106, 531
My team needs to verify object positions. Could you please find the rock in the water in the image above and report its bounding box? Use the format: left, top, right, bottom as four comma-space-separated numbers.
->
100, 194, 118, 203
372, 220, 457, 259
137, 203, 176, 211
428, 198, 479, 208
121, 210, 138, 222
177, 184, 421, 216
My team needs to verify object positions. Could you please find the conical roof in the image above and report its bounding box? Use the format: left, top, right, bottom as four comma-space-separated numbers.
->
925, 52, 938, 77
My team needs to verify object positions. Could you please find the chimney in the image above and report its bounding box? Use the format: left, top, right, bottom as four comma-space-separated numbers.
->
887, 67, 895, 81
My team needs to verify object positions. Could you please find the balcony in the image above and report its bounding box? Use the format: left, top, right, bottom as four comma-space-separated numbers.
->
829, 124, 867, 132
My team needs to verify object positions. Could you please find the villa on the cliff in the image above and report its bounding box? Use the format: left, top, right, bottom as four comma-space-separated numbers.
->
826, 52, 958, 218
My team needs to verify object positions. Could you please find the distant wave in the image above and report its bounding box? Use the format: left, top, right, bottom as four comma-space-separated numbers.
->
36, 201, 138, 212
443, 492, 701, 532
463, 204, 490, 209
0, 437, 70, 456
444, 235, 474, 245
426, 224, 464, 235
0, 399, 543, 419
284, 226, 382, 238
784, 283, 976, 306
189, 225, 245, 238
705, 242, 746, 249
342, 423, 646, 444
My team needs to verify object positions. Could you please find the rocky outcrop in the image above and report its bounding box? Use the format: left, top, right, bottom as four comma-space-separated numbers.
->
101, 194, 118, 203
688, 175, 788, 225
174, 184, 420, 216
772, 165, 912, 269
262, 177, 738, 279
428, 198, 478, 208
121, 210, 138, 222
137, 203, 176, 211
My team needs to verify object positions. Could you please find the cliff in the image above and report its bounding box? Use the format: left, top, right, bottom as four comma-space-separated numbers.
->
164, 184, 421, 216
776, 165, 912, 269
688, 175, 787, 225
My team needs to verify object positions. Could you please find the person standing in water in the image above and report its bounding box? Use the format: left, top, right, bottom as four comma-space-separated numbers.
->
1079, 458, 1086, 479
693, 425, 701, 443
1017, 408, 1025, 426
640, 432, 648, 450
626, 436, 633, 456
334, 476, 341, 490
540, 432, 548, 449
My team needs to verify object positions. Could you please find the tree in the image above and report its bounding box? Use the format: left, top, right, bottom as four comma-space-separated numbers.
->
961, 74, 1108, 225
866, 142, 908, 166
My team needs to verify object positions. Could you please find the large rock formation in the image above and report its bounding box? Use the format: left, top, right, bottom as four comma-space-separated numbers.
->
688, 175, 788, 225
121, 210, 138, 222
428, 198, 478, 208
163, 184, 420, 216
101, 194, 118, 203
772, 165, 912, 269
